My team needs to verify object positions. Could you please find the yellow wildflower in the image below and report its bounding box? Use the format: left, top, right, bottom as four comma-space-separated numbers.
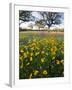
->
43, 70, 48, 75
51, 46, 57, 55
26, 51, 29, 55
20, 49, 24, 53
51, 39, 55, 46
51, 46, 57, 51
30, 52, 33, 56
60, 60, 64, 64
41, 58, 45, 63
41, 51, 45, 54
30, 57, 33, 61
56, 60, 60, 65
34, 70, 39, 75
32, 43, 36, 46
24, 52, 27, 58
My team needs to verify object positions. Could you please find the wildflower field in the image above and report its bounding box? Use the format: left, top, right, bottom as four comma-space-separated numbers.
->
19, 31, 64, 79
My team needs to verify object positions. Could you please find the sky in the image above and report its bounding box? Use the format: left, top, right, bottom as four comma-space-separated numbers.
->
32, 12, 43, 21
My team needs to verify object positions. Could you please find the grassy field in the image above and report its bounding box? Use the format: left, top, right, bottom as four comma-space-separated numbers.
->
19, 31, 64, 79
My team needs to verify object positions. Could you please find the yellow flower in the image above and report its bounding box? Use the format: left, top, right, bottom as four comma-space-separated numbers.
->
32, 43, 36, 46
51, 39, 55, 45
56, 60, 60, 65
24, 52, 27, 58
29, 73, 32, 79
34, 70, 39, 75
51, 48, 53, 52
41, 58, 45, 63
52, 46, 57, 51
51, 46, 57, 55
43, 70, 48, 75
20, 49, 24, 53
26, 51, 29, 55
60, 60, 64, 64
30, 52, 33, 56
30, 57, 33, 61
41, 51, 45, 54
52, 52, 56, 55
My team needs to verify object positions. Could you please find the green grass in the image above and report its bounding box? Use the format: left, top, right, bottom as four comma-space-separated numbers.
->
19, 31, 64, 46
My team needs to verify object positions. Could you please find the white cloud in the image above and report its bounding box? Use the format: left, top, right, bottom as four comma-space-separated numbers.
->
19, 21, 35, 29
50, 24, 64, 30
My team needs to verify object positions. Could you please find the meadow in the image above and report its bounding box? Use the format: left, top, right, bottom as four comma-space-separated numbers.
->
19, 30, 64, 79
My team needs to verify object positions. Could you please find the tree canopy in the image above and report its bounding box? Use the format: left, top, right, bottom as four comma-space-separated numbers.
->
39, 12, 63, 28
19, 11, 35, 22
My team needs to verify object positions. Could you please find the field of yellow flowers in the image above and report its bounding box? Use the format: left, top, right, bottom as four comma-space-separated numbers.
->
19, 31, 64, 79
